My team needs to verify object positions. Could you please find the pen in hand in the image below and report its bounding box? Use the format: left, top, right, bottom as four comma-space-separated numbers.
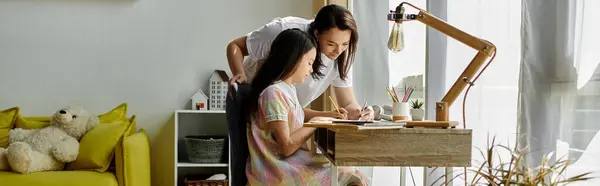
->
361, 101, 368, 112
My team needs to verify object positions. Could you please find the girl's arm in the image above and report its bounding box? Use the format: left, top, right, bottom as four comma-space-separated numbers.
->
333, 86, 374, 120
302, 108, 347, 122
226, 36, 249, 84
268, 120, 316, 157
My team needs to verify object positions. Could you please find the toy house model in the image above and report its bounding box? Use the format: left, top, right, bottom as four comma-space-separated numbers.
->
209, 70, 230, 110
191, 89, 209, 110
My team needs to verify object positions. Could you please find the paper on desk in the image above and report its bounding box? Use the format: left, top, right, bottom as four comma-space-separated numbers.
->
361, 121, 405, 127
308, 116, 335, 123
309, 117, 375, 124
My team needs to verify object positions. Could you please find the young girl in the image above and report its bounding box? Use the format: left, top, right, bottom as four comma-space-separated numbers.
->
243, 28, 369, 186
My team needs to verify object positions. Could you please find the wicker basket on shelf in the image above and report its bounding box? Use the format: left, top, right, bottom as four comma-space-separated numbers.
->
184, 135, 226, 163
185, 179, 228, 186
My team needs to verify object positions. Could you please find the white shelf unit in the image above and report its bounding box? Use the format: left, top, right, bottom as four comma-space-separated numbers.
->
174, 110, 230, 186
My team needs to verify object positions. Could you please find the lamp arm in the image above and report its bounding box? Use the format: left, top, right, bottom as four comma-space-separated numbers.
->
402, 3, 497, 121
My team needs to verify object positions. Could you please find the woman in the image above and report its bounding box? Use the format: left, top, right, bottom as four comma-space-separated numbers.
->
227, 4, 374, 121
243, 28, 369, 186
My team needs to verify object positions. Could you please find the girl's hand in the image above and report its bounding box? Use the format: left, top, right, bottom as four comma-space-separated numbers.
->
328, 108, 348, 120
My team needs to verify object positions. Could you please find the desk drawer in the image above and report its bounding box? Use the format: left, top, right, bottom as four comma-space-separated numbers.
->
314, 127, 472, 167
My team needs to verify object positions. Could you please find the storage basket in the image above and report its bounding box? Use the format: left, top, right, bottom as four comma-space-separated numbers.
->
184, 135, 226, 163
184, 176, 228, 186
185, 180, 228, 186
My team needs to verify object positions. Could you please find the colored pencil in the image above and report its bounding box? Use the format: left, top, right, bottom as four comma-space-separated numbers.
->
407, 87, 415, 101
392, 87, 399, 102
402, 87, 411, 102
385, 87, 397, 102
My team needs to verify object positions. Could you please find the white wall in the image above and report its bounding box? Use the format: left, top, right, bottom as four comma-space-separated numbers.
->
0, 0, 311, 185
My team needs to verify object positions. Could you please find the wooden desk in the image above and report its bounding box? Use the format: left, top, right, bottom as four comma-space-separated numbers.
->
305, 122, 472, 185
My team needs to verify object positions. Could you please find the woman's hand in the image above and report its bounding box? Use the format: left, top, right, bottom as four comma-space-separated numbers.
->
229, 74, 247, 85
227, 74, 247, 98
358, 106, 375, 121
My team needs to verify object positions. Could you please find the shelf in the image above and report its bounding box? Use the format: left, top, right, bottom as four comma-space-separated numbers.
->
175, 108, 231, 186
176, 110, 226, 114
177, 162, 228, 167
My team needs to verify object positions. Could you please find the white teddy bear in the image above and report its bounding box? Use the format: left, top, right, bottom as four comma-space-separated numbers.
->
0, 106, 98, 173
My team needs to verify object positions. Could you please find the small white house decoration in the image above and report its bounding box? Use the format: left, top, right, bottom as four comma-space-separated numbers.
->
209, 70, 230, 110
191, 89, 208, 110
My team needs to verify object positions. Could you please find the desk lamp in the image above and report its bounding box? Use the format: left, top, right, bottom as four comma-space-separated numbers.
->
388, 2, 497, 128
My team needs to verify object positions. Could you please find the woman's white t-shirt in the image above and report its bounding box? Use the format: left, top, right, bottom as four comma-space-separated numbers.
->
244, 16, 353, 107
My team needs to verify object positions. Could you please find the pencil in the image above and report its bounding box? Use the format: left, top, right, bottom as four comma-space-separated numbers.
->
392, 87, 399, 102
385, 87, 397, 102
329, 95, 341, 114
407, 87, 415, 101
403, 87, 412, 102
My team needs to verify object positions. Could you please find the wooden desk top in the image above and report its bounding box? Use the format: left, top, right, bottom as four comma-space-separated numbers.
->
307, 121, 472, 167
304, 121, 471, 133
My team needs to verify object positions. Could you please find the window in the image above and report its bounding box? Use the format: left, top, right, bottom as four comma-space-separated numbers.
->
365, 1, 428, 185
362, 0, 520, 185
388, 0, 426, 102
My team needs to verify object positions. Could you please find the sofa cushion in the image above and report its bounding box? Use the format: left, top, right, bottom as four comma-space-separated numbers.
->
14, 103, 128, 129
0, 107, 19, 148
65, 116, 134, 172
116, 129, 151, 186
0, 170, 117, 186
97, 103, 128, 124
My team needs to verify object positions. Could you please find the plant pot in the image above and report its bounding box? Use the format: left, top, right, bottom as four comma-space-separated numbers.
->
410, 108, 424, 121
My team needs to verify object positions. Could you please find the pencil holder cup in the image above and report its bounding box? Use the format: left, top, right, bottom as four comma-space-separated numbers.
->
392, 102, 410, 121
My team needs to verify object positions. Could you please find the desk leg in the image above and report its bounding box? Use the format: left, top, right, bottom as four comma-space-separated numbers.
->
399, 167, 406, 186
444, 167, 453, 186
331, 165, 338, 186
310, 136, 317, 155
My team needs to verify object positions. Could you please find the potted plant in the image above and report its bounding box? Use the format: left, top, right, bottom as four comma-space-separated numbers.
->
410, 99, 424, 121
432, 136, 595, 186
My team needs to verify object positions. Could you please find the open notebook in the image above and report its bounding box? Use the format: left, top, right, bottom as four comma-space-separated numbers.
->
331, 119, 375, 123
309, 117, 405, 127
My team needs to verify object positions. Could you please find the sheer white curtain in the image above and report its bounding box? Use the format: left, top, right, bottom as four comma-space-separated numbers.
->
445, 0, 521, 185
352, 0, 393, 185
520, 0, 600, 184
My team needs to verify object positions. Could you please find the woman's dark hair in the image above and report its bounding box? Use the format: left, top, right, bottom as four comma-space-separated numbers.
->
309, 4, 358, 81
243, 28, 317, 120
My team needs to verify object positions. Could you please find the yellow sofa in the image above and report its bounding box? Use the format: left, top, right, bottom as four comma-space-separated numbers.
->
0, 104, 151, 186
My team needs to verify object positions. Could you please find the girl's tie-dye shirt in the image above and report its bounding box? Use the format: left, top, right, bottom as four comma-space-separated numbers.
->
245, 81, 369, 186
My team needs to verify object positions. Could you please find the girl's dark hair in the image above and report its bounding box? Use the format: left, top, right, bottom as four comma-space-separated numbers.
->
309, 4, 358, 81
243, 28, 317, 120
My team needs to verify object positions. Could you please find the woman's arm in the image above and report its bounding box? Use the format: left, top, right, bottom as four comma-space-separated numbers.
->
226, 36, 249, 84
268, 120, 316, 157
